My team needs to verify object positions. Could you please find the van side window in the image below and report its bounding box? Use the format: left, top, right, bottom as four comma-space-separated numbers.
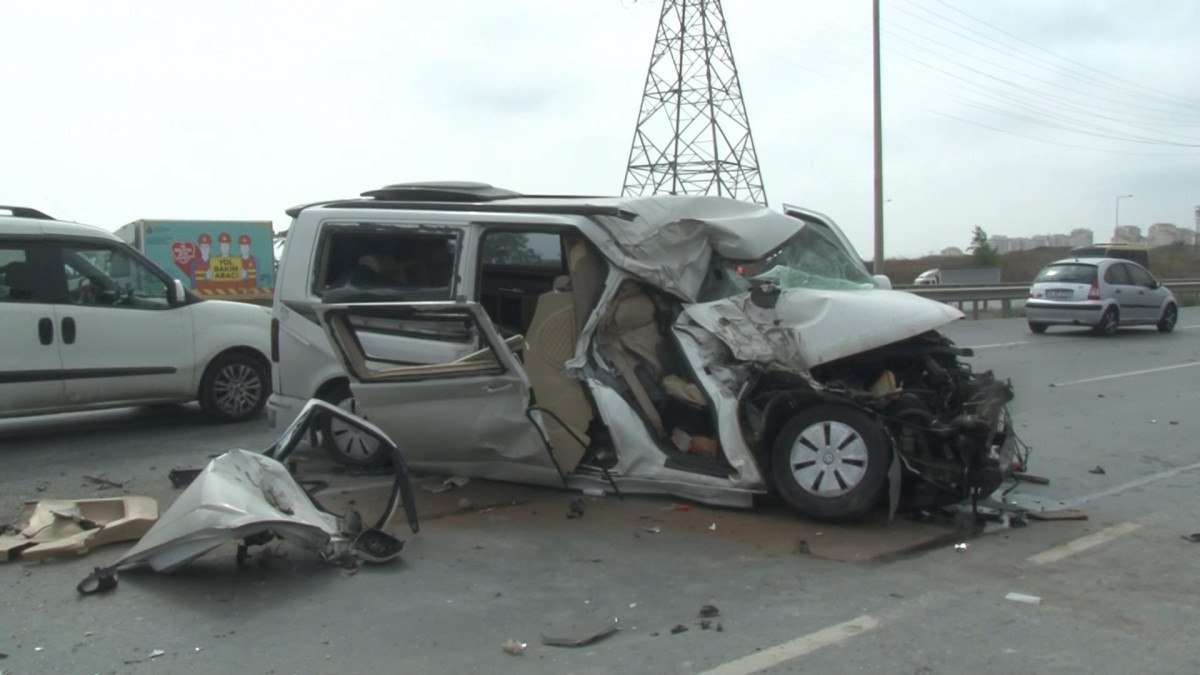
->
479, 231, 566, 334
0, 244, 37, 302
59, 245, 170, 310
316, 228, 459, 302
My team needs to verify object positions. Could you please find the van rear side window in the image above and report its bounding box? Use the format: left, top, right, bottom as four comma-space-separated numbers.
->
315, 227, 459, 302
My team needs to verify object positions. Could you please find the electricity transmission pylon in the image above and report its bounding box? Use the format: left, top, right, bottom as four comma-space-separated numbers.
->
621, 0, 767, 206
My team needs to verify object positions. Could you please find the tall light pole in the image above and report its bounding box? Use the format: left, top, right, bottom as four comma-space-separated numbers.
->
872, 0, 884, 275
1114, 194, 1133, 242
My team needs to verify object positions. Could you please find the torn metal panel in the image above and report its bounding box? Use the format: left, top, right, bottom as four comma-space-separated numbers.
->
0, 497, 157, 562
77, 400, 417, 594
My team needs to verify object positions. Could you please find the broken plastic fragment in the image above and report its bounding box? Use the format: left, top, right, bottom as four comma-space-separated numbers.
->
698, 604, 720, 618
541, 618, 619, 647
501, 639, 527, 655
954, 543, 969, 552
1005, 592, 1041, 605
1181, 533, 1200, 543
149, 649, 165, 659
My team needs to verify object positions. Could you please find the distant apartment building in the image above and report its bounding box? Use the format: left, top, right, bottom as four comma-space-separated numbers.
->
1114, 225, 1144, 243
1148, 223, 1196, 247
989, 228, 1093, 253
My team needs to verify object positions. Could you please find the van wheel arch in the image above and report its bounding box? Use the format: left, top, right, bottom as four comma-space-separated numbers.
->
198, 347, 271, 421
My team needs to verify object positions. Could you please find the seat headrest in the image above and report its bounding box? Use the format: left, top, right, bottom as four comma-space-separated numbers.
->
612, 294, 657, 331
553, 275, 572, 292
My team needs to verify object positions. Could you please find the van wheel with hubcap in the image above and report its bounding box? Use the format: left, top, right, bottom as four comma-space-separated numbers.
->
1028, 322, 1047, 334
199, 353, 269, 422
1157, 304, 1177, 333
1094, 307, 1119, 336
321, 383, 388, 467
771, 405, 888, 522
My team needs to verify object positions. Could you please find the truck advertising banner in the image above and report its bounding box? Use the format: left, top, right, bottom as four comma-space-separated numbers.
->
138, 221, 275, 298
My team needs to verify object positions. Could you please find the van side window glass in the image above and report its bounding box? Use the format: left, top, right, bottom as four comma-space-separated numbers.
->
1104, 264, 1131, 285
61, 246, 170, 309
0, 244, 37, 302
318, 229, 458, 302
479, 231, 567, 335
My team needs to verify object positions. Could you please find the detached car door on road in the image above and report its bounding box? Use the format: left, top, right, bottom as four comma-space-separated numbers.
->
318, 301, 561, 486
49, 242, 193, 405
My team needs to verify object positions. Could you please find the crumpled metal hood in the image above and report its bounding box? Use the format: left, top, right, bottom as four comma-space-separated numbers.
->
684, 288, 964, 371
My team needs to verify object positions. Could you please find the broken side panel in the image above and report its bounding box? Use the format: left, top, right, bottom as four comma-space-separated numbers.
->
318, 301, 562, 486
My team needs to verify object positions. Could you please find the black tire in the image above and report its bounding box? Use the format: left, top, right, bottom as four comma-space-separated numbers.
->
320, 383, 389, 467
771, 404, 889, 522
1157, 304, 1178, 333
1093, 307, 1119, 336
199, 353, 269, 422
1028, 322, 1048, 334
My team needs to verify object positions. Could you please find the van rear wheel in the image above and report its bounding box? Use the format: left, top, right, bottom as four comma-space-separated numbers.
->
320, 383, 389, 467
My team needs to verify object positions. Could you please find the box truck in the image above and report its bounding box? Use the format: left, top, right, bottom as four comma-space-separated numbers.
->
116, 219, 275, 301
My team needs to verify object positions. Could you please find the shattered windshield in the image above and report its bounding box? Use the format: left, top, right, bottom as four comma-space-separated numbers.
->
698, 224, 876, 301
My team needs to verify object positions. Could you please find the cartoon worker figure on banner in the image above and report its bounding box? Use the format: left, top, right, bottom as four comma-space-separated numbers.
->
193, 232, 213, 290
238, 233, 259, 287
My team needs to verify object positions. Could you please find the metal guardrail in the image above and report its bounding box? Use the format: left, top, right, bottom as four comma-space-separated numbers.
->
902, 280, 1200, 320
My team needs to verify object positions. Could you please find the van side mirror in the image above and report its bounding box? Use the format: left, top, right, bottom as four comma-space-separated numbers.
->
169, 279, 187, 306
872, 274, 892, 290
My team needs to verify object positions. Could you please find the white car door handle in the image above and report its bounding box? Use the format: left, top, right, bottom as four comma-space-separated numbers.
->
484, 382, 513, 393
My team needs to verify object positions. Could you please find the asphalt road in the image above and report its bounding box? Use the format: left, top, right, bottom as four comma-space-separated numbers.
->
2, 309, 1199, 674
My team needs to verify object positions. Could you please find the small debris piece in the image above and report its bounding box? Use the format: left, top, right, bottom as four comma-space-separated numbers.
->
424, 476, 470, 494
716, 623, 724, 632
795, 539, 812, 555
582, 487, 605, 497
149, 649, 165, 658
35, 482, 49, 493
1028, 509, 1089, 522
1181, 533, 1200, 543
540, 618, 620, 647
1169, 420, 1179, 425
640, 526, 661, 534
168, 468, 201, 489
501, 639, 527, 655
954, 543, 969, 552
1014, 473, 1050, 486
700, 619, 712, 630
670, 624, 689, 634
0, 650, 8, 658
1005, 592, 1041, 605
698, 604, 720, 618
566, 498, 585, 519
708, 523, 717, 531
457, 498, 472, 511
83, 475, 125, 490
1088, 465, 1106, 475
671, 503, 692, 512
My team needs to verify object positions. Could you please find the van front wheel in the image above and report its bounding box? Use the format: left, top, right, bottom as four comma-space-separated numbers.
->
320, 383, 388, 467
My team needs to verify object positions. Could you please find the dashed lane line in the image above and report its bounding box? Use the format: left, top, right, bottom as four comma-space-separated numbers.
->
699, 615, 880, 675
965, 340, 1030, 349
1027, 522, 1142, 565
1051, 361, 1200, 386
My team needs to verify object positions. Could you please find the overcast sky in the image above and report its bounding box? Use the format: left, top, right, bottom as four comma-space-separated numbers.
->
2, 0, 1198, 258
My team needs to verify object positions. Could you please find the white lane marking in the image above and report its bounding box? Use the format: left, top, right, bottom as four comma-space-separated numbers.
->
965, 340, 1030, 349
1054, 460, 1200, 509
329, 479, 395, 494
1181, 325, 1200, 330
1027, 522, 1142, 565
700, 615, 879, 675
1052, 361, 1200, 386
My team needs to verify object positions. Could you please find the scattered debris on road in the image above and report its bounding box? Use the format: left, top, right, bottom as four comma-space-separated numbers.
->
1088, 465, 1107, 475
795, 539, 812, 555
1028, 509, 1089, 522
501, 639, 527, 655
670, 624, 689, 634
566, 498, 585, 520
168, 468, 202, 489
541, 617, 620, 647
1005, 592, 1042, 605
1, 497, 157, 563
640, 526, 662, 534
422, 476, 470, 494
699, 604, 720, 618
954, 542, 969, 552
82, 474, 125, 490
75, 400, 418, 595
1014, 472, 1051, 486
1181, 533, 1200, 543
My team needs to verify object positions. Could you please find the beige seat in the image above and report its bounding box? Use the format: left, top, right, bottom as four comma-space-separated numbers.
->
524, 274, 592, 471
596, 283, 707, 439
0, 497, 158, 562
